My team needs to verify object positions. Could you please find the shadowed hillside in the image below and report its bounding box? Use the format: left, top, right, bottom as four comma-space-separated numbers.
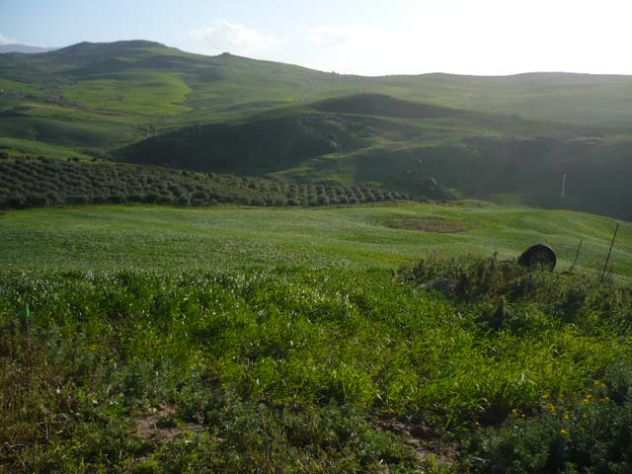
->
117, 93, 632, 218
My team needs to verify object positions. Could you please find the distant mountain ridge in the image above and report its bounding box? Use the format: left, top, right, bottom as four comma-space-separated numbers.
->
0, 43, 52, 54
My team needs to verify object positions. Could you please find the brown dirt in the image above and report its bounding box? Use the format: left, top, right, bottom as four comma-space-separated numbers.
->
377, 417, 458, 468
134, 404, 204, 443
383, 216, 469, 233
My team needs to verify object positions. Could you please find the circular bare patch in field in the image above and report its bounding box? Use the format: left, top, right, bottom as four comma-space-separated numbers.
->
382, 216, 469, 233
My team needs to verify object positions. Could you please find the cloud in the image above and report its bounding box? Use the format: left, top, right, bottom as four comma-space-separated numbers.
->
0, 33, 17, 45
182, 1, 632, 76
189, 21, 275, 57
185, 21, 433, 75
305, 26, 360, 48
301, 25, 425, 75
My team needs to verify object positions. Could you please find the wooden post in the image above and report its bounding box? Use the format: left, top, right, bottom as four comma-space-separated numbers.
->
570, 239, 583, 273
601, 223, 620, 281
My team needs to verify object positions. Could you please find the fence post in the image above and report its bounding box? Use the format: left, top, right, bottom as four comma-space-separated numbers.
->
601, 223, 620, 281
570, 239, 583, 273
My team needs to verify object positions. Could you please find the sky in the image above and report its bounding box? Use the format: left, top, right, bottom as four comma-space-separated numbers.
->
1, 0, 631, 76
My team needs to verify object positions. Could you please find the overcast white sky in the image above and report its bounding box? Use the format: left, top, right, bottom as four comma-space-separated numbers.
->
2, 0, 632, 75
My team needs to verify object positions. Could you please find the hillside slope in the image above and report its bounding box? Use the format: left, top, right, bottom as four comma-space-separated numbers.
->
2, 40, 632, 158
117, 93, 632, 219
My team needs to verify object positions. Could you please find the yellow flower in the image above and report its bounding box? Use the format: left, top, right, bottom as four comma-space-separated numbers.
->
560, 428, 570, 438
593, 380, 607, 389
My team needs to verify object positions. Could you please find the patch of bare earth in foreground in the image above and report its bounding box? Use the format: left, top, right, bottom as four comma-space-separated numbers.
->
377, 417, 457, 468
134, 404, 204, 443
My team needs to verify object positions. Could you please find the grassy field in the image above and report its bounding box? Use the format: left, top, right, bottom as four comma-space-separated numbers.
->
1, 202, 629, 276
3, 203, 632, 472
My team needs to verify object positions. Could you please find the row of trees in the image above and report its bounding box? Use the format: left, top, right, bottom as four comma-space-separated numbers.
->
0, 156, 411, 210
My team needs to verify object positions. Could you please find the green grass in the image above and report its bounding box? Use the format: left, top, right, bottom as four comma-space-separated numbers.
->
0, 203, 628, 276
3, 202, 632, 472
0, 137, 94, 159
64, 71, 192, 117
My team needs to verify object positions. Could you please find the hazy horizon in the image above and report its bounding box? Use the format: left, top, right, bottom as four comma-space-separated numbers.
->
2, 0, 632, 76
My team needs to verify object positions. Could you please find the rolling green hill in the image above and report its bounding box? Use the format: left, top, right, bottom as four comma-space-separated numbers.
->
3, 40, 632, 158
3, 40, 632, 219
117, 93, 632, 220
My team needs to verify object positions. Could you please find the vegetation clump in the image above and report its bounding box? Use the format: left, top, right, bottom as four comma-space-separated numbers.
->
400, 256, 632, 472
2, 260, 632, 471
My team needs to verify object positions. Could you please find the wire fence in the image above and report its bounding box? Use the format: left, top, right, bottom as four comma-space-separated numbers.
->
477, 224, 631, 280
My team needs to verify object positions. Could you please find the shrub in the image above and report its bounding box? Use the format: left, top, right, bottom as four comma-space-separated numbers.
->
465, 367, 632, 473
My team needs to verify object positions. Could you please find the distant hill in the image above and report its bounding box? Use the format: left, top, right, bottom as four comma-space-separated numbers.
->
0, 44, 52, 54
4, 40, 632, 218
2, 40, 632, 159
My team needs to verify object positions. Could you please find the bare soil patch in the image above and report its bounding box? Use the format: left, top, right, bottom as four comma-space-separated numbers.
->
382, 216, 469, 233
377, 417, 457, 467
134, 404, 204, 443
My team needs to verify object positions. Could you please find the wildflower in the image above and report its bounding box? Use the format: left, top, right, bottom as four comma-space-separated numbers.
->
593, 380, 607, 389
